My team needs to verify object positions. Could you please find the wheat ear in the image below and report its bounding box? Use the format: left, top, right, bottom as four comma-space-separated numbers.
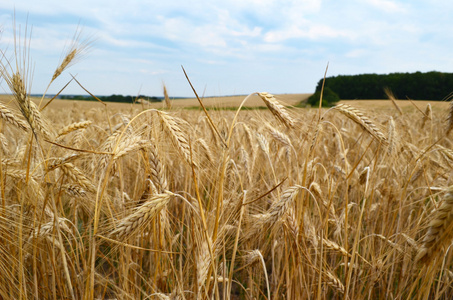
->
416, 186, 453, 263
52, 49, 76, 82
59, 163, 96, 193
156, 111, 195, 167
11, 72, 52, 139
110, 192, 172, 239
57, 120, 92, 137
258, 92, 295, 128
51, 30, 91, 82
0, 103, 29, 131
146, 143, 168, 192
265, 185, 301, 226
324, 270, 345, 294
334, 104, 387, 144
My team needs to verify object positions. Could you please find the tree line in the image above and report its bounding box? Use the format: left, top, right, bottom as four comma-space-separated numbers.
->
60, 94, 162, 103
314, 71, 453, 100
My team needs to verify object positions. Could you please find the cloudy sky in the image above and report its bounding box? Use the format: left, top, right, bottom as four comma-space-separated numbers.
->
0, 0, 451, 97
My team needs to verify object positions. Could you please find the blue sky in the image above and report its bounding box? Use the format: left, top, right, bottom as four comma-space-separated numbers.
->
0, 0, 452, 97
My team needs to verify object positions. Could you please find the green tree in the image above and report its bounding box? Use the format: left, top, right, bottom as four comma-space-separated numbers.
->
307, 87, 340, 107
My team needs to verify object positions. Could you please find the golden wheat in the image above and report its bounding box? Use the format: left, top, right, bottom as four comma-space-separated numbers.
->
416, 186, 453, 263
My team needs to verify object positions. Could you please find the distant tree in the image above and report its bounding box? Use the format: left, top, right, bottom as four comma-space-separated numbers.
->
313, 71, 453, 100
307, 87, 340, 107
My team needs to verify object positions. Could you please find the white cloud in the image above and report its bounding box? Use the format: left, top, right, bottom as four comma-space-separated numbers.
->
345, 49, 367, 58
264, 24, 352, 43
366, 0, 407, 13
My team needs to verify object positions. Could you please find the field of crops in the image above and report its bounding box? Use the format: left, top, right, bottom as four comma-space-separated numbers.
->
0, 83, 452, 299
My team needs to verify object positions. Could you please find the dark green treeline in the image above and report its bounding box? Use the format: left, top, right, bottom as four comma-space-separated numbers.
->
315, 71, 453, 100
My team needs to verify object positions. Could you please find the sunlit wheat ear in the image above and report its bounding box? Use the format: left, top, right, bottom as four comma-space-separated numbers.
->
258, 92, 295, 128
51, 30, 91, 82
265, 185, 302, 227
0, 103, 29, 131
57, 120, 92, 138
52, 49, 76, 82
146, 143, 168, 193
416, 186, 453, 263
112, 136, 147, 162
266, 124, 294, 152
256, 132, 270, 156
11, 72, 52, 139
156, 111, 196, 167
333, 104, 387, 144
98, 129, 122, 170
110, 191, 172, 239
421, 103, 432, 129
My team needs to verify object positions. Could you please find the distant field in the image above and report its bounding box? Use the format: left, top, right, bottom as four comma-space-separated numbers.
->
41, 93, 312, 110
1, 93, 449, 112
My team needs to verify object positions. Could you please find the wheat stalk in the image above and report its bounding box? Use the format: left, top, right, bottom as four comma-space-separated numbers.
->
9, 72, 53, 139
384, 87, 403, 115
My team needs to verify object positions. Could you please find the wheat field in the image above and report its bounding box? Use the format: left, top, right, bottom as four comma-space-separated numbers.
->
2, 30, 453, 300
